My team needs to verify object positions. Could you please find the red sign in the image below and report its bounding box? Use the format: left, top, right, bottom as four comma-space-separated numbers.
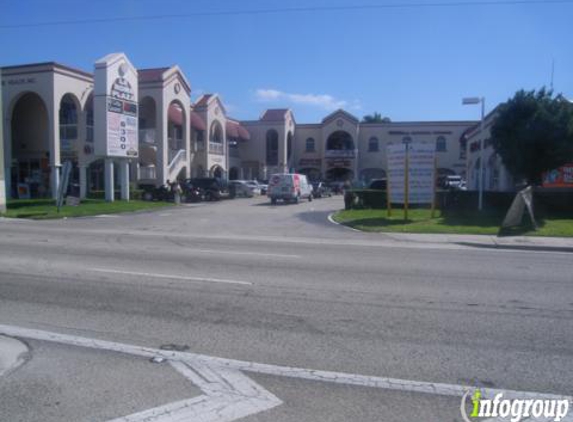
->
543, 163, 573, 188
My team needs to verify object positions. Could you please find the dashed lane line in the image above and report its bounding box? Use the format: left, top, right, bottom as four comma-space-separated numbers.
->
89, 268, 253, 286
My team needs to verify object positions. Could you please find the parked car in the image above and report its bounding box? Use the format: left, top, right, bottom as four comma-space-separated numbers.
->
444, 175, 465, 190
311, 182, 332, 198
267, 173, 313, 204
368, 179, 387, 190
245, 180, 262, 196
140, 183, 174, 202
184, 178, 230, 201
257, 180, 268, 195
230, 180, 256, 197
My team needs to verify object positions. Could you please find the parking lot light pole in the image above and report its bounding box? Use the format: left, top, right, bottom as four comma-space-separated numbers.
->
462, 97, 485, 211
0, 74, 5, 213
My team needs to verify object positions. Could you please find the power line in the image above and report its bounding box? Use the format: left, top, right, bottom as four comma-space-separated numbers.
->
1, 0, 572, 29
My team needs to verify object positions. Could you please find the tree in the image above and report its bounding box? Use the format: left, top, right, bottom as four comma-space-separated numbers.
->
362, 112, 391, 123
490, 88, 573, 185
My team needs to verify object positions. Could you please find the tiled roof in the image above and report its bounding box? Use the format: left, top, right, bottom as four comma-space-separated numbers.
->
260, 109, 289, 122
138, 67, 169, 83
195, 94, 213, 108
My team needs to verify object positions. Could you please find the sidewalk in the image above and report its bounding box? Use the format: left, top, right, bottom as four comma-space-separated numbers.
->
381, 232, 573, 253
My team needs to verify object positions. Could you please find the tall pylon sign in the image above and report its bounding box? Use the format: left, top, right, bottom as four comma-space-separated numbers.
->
94, 53, 138, 202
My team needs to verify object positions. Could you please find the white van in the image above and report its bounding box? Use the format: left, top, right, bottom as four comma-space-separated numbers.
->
267, 173, 313, 204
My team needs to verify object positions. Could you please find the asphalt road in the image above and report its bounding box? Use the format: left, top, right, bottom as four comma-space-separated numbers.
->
0, 196, 572, 421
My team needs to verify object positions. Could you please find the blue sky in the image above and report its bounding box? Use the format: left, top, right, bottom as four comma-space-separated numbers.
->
1, 0, 572, 123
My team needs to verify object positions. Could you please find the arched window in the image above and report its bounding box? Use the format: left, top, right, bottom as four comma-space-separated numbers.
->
436, 136, 447, 152
266, 129, 279, 165
305, 137, 315, 152
326, 131, 354, 150
368, 137, 379, 152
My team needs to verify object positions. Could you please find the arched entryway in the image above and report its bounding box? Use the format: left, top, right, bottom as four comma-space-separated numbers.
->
210, 165, 224, 179
59, 93, 81, 190
10, 92, 51, 198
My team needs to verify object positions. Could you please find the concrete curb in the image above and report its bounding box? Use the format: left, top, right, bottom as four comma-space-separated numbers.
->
455, 242, 573, 254
0, 335, 29, 377
327, 212, 362, 232
325, 212, 573, 253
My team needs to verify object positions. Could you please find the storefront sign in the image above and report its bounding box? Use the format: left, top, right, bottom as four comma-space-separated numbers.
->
543, 163, 573, 188
326, 159, 351, 168
2, 78, 36, 86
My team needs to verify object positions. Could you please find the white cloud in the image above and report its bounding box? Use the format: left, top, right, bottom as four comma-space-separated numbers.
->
254, 88, 349, 111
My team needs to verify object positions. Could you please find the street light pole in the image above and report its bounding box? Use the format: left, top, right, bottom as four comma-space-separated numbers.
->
0, 73, 5, 213
462, 97, 485, 211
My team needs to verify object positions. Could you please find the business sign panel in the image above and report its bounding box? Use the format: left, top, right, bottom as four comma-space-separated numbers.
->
543, 163, 573, 188
387, 142, 436, 204
94, 53, 139, 158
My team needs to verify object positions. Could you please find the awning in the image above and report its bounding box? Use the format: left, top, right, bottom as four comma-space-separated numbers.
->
226, 121, 240, 138
237, 125, 251, 141
226, 121, 251, 141
190, 110, 206, 131
168, 104, 184, 126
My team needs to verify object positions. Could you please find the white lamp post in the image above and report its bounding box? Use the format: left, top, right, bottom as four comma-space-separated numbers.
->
462, 97, 485, 211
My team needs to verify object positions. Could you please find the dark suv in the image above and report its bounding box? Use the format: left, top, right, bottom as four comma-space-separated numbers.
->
184, 178, 230, 201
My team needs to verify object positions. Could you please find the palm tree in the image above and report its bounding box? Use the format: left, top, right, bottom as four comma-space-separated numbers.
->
362, 112, 391, 123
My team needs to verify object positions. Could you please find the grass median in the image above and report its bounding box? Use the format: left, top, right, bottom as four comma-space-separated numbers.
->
333, 208, 573, 237
1, 198, 174, 220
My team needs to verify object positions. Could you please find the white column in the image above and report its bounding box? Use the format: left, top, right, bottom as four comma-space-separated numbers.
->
120, 159, 129, 201
79, 165, 87, 199
104, 158, 114, 202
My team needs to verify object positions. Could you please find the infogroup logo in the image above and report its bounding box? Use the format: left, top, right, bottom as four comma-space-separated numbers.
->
461, 389, 570, 422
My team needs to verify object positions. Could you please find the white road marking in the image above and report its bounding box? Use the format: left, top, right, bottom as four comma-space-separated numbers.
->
107, 360, 281, 422
185, 248, 300, 259
327, 212, 362, 232
1, 324, 571, 422
89, 268, 252, 286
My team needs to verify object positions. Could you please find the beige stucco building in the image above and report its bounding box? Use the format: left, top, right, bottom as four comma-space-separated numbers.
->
464, 108, 515, 192
2, 55, 480, 199
238, 108, 475, 184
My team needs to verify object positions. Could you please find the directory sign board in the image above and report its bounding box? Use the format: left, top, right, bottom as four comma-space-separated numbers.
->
387, 142, 436, 204
94, 53, 139, 158
387, 143, 407, 204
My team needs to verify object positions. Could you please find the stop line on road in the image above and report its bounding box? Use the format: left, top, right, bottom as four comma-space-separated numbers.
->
0, 324, 571, 422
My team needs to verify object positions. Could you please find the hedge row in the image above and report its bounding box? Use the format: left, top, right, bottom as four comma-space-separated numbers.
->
346, 188, 573, 216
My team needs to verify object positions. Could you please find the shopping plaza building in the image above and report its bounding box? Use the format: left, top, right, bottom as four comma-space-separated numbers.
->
1, 55, 480, 199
